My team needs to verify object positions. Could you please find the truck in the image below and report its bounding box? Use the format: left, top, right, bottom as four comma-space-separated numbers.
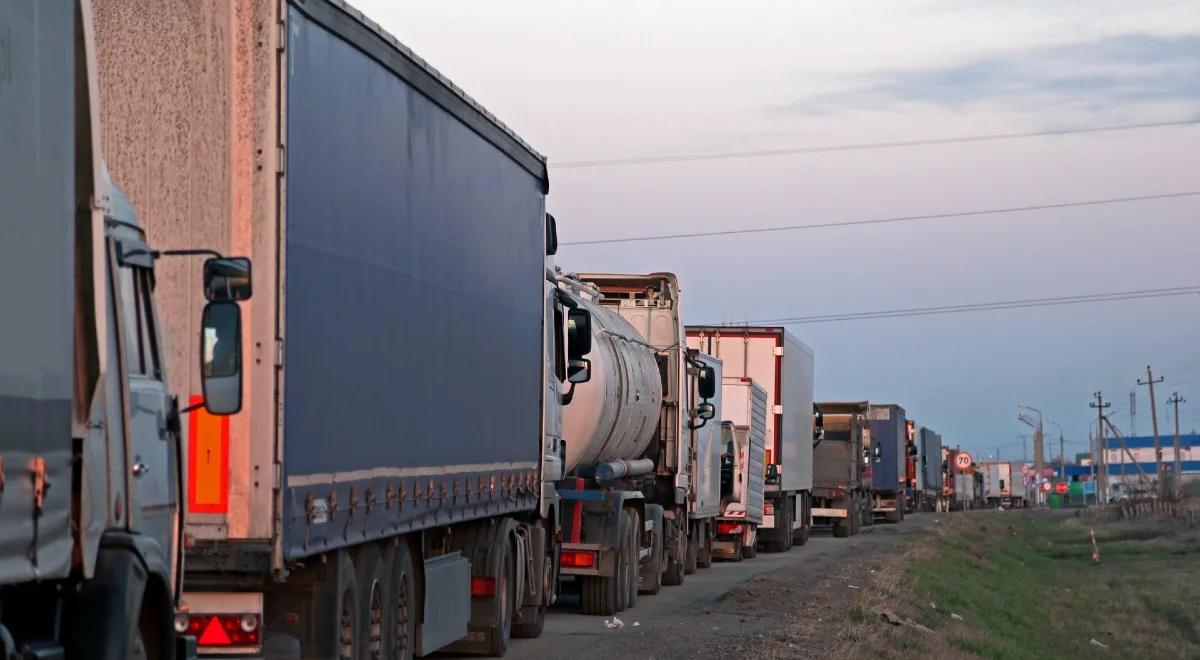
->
907, 424, 942, 512
981, 461, 1027, 509
687, 326, 817, 552
94, 0, 594, 655
866, 404, 907, 523
811, 402, 872, 537
1, 1, 248, 655
556, 272, 721, 615
714, 378, 768, 560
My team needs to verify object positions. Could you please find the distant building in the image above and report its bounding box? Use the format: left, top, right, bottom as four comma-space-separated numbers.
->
1064, 434, 1200, 487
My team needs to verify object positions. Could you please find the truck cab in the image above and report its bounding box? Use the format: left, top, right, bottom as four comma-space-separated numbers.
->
0, 2, 249, 656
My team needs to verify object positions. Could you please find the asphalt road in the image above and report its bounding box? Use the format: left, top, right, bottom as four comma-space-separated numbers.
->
496, 513, 937, 659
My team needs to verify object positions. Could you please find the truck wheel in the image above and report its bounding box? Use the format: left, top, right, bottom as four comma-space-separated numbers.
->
486, 538, 516, 657
793, 495, 810, 546
661, 518, 685, 587
384, 543, 416, 660
324, 552, 360, 660
833, 516, 851, 538
698, 521, 714, 569
624, 509, 641, 609
729, 536, 744, 563
355, 545, 388, 659
580, 573, 618, 615
639, 505, 664, 595
741, 530, 757, 560
684, 523, 699, 575
885, 509, 901, 524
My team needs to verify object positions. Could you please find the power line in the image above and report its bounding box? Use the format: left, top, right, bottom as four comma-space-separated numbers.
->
717, 286, 1200, 325
552, 119, 1200, 169
561, 190, 1200, 247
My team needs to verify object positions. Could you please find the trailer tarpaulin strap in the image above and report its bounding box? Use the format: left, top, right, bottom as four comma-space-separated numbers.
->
188, 394, 230, 514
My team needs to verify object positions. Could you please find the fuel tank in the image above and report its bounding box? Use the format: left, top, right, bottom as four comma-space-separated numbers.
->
560, 279, 663, 475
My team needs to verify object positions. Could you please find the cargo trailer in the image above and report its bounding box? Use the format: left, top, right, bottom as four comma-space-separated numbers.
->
867, 404, 908, 523
687, 327, 817, 552
811, 402, 872, 537
713, 378, 768, 560
981, 461, 1027, 509
914, 426, 943, 512
904, 421, 920, 513
95, 0, 590, 654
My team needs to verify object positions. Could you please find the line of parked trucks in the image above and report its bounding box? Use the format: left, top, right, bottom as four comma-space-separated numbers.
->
0, 1, 988, 658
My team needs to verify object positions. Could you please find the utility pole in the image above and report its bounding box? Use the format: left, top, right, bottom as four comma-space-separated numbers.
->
1138, 366, 1165, 497
1091, 392, 1111, 502
1168, 392, 1186, 497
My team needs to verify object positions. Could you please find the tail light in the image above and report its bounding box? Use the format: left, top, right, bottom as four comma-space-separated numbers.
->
471, 576, 496, 599
717, 522, 743, 536
183, 613, 261, 648
763, 501, 774, 515
560, 550, 597, 569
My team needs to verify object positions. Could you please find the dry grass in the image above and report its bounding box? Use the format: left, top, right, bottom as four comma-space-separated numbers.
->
829, 510, 1200, 659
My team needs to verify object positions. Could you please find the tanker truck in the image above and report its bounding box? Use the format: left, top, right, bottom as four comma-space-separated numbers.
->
555, 273, 720, 615
93, 0, 592, 655
687, 326, 817, 552
1, 1, 249, 655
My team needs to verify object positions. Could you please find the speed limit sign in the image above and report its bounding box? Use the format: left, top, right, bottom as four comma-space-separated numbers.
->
954, 452, 973, 470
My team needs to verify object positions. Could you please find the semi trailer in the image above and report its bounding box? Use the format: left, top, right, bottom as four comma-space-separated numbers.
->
867, 404, 907, 523
556, 273, 721, 615
981, 462, 1027, 509
94, 0, 594, 655
918, 427, 944, 512
811, 402, 872, 537
1, 1, 248, 656
714, 379, 768, 560
686, 327, 816, 552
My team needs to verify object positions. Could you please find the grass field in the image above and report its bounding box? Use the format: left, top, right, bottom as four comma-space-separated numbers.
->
833, 507, 1200, 659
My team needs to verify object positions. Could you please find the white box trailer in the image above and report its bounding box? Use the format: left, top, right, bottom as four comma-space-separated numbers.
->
687, 327, 815, 551
712, 378, 768, 560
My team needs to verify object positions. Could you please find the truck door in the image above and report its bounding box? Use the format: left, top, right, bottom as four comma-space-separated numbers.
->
114, 251, 179, 585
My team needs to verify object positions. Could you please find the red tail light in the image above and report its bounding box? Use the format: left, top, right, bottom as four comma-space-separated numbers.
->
189, 614, 260, 647
471, 576, 496, 599
560, 550, 596, 568
717, 522, 743, 536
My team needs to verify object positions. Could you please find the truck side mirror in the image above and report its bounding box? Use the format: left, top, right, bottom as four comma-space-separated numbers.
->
697, 365, 716, 400
567, 357, 591, 384
566, 308, 592, 358
200, 301, 243, 415
545, 213, 559, 256
203, 257, 252, 301
696, 401, 716, 421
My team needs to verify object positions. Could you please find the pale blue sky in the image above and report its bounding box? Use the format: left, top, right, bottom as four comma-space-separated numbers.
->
355, 0, 1200, 459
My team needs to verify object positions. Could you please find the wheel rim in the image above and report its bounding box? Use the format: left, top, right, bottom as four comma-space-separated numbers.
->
339, 587, 355, 660
394, 573, 411, 657
367, 581, 383, 659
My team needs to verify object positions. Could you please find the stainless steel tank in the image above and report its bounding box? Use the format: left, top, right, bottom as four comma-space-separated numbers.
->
560, 279, 663, 475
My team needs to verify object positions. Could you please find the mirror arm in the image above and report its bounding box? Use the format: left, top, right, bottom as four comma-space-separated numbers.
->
560, 382, 577, 406
180, 398, 206, 414
158, 248, 225, 259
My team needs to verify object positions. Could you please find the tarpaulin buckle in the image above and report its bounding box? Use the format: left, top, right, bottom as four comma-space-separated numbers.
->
31, 456, 46, 510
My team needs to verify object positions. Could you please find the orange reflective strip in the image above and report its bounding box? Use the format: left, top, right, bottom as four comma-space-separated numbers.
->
188, 394, 229, 514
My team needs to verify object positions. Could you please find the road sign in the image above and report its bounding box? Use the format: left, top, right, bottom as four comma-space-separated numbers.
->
1055, 482, 1068, 495
954, 452, 973, 470
1041, 482, 1052, 493
1083, 481, 1097, 495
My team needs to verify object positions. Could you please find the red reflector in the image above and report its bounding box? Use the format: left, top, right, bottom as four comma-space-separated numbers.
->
471, 576, 496, 599
717, 522, 743, 536
763, 502, 774, 514
560, 550, 596, 569
195, 614, 261, 647
198, 616, 231, 646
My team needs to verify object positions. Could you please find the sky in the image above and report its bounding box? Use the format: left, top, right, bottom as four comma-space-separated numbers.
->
354, 0, 1200, 462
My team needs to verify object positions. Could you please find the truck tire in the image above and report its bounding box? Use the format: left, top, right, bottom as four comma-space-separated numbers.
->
623, 509, 641, 610
884, 509, 901, 524
613, 515, 630, 612
762, 496, 791, 553
580, 573, 618, 615
684, 522, 698, 575
639, 505, 664, 595
486, 538, 516, 657
793, 494, 810, 546
384, 543, 416, 660
833, 515, 851, 538
741, 531, 757, 560
354, 544, 388, 659
697, 521, 714, 569
729, 536, 744, 562
661, 518, 685, 587
325, 551, 360, 660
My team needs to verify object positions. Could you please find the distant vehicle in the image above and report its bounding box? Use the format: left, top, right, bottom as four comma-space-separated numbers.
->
714, 379, 769, 560
688, 327, 818, 551
811, 402, 873, 537
867, 404, 908, 523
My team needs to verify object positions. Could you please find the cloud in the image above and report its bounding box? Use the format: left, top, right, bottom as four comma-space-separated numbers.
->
785, 34, 1200, 114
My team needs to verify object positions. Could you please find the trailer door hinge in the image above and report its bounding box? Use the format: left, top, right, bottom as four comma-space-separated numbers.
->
276, 145, 286, 175
274, 339, 284, 367
773, 346, 784, 356
274, 463, 282, 491
772, 405, 783, 415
